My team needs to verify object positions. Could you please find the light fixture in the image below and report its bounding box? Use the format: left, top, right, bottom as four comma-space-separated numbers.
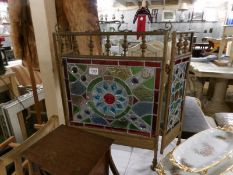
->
179, 3, 188, 11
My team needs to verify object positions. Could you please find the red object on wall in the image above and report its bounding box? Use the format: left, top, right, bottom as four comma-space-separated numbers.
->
0, 36, 5, 43
136, 15, 146, 39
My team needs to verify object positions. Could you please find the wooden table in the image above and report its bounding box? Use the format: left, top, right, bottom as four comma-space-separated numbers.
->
190, 62, 233, 116
23, 125, 119, 175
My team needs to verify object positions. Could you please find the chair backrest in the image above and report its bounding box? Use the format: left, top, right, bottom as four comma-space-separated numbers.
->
0, 115, 59, 175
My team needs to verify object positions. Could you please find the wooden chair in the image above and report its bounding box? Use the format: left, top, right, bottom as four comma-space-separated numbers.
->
0, 137, 19, 156
0, 115, 59, 175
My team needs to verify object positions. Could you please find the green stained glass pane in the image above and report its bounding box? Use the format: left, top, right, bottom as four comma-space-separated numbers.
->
111, 119, 129, 128
129, 123, 139, 130
116, 106, 131, 119
78, 65, 87, 72
133, 86, 153, 101
114, 78, 132, 95
83, 118, 91, 123
87, 77, 103, 92
69, 72, 76, 82
142, 115, 152, 126
88, 101, 104, 117
108, 67, 132, 80
131, 67, 143, 75
143, 78, 155, 90
73, 106, 80, 114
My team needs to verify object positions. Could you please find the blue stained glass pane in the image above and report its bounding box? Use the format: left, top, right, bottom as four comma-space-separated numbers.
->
103, 82, 109, 90
116, 89, 123, 95
111, 83, 117, 91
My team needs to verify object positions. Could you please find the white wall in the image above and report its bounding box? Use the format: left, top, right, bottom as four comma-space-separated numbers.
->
98, 2, 227, 42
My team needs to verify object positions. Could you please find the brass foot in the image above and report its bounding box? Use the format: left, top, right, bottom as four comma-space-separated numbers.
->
150, 158, 157, 171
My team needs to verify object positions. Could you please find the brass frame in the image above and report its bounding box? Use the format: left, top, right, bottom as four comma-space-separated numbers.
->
53, 30, 194, 167
160, 31, 194, 153
221, 164, 233, 175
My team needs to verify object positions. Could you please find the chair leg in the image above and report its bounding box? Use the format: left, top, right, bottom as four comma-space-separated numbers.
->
109, 153, 119, 175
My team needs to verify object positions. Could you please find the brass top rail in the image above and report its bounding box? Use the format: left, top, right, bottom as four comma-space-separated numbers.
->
55, 30, 169, 36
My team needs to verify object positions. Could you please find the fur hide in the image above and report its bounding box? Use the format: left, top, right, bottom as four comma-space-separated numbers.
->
8, 0, 101, 69
8, 0, 39, 69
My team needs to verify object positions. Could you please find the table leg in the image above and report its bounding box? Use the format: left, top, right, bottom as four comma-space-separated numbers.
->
204, 78, 230, 116
109, 150, 120, 175
206, 79, 215, 99
194, 77, 205, 100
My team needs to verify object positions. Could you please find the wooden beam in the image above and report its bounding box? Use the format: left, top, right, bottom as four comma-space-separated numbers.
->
147, 0, 152, 5
29, 0, 65, 124
130, 0, 138, 5
114, 0, 126, 7
165, 0, 179, 5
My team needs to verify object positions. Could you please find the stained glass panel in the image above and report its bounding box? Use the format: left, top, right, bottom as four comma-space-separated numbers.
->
166, 60, 189, 131
64, 58, 162, 137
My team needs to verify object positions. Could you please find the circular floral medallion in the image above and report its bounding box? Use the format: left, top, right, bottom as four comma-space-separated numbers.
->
91, 80, 129, 118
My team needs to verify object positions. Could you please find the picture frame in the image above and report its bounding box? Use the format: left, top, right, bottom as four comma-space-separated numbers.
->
162, 10, 176, 22
191, 10, 204, 21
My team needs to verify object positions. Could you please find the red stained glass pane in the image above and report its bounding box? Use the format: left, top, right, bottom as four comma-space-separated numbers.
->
92, 60, 118, 65
103, 93, 116, 105
155, 69, 161, 90
145, 62, 161, 68
119, 61, 144, 66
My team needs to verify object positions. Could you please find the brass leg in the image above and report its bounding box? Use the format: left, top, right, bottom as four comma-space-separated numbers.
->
177, 117, 184, 146
150, 158, 157, 171
151, 136, 159, 171
177, 135, 181, 145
